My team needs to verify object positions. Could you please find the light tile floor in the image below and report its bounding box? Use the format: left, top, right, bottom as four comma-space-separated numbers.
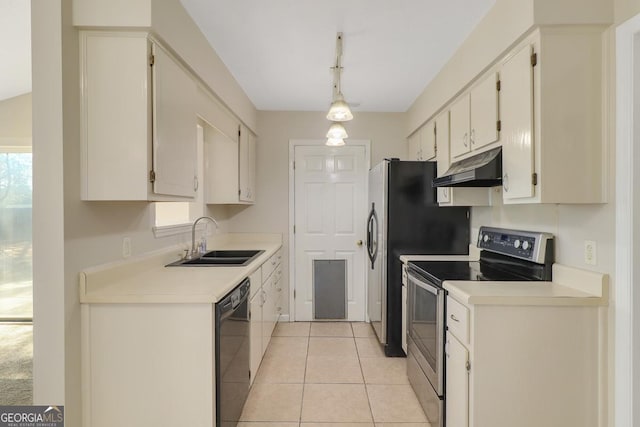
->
239, 321, 431, 427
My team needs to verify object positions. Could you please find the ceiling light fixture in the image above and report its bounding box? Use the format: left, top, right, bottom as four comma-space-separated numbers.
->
326, 32, 352, 146
326, 122, 348, 140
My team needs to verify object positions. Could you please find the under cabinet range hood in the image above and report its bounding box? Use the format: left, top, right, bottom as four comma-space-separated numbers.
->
432, 147, 503, 187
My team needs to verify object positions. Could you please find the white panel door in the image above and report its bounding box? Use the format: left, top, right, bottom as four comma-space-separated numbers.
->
152, 43, 197, 198
294, 145, 367, 321
501, 44, 535, 200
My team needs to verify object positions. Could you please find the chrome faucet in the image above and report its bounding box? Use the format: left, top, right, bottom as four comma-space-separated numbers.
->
190, 216, 219, 258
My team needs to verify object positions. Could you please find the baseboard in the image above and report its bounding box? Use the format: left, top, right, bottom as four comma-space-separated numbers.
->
278, 314, 290, 322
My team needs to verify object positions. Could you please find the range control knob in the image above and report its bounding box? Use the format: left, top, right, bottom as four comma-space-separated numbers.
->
483, 234, 490, 243
514, 239, 521, 249
522, 241, 530, 250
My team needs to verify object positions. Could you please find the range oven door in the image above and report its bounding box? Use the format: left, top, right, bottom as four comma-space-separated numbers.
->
407, 269, 445, 396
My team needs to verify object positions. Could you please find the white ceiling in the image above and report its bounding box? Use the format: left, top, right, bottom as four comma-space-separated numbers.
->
0, 0, 31, 101
180, 0, 496, 113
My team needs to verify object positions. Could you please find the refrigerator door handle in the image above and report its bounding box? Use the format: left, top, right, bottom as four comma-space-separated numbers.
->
366, 203, 378, 269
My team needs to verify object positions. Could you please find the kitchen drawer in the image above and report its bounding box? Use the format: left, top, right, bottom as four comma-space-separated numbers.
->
262, 248, 282, 282
447, 296, 469, 345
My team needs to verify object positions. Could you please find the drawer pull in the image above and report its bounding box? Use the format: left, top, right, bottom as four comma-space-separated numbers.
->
450, 314, 460, 322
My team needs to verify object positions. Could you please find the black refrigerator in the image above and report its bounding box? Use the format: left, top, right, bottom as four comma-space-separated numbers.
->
366, 159, 469, 356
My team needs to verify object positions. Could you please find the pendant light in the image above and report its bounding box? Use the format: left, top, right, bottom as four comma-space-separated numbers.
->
326, 122, 348, 140
326, 33, 353, 146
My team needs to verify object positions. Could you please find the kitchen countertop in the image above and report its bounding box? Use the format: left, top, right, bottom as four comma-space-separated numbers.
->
79, 233, 282, 304
444, 263, 608, 306
401, 246, 608, 306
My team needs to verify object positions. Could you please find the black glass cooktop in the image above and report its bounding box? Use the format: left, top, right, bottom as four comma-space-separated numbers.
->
408, 260, 538, 287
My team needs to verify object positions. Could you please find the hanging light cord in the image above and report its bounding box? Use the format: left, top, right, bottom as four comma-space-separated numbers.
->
331, 33, 344, 99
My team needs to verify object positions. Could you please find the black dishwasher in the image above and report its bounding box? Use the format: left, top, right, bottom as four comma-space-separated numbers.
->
215, 278, 250, 426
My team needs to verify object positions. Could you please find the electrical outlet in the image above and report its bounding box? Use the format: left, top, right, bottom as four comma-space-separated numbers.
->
584, 240, 597, 266
122, 237, 132, 258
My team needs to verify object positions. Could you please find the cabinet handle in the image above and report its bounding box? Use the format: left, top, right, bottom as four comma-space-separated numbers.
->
450, 314, 460, 322
470, 128, 475, 145
193, 175, 199, 192
503, 173, 509, 192
463, 133, 468, 148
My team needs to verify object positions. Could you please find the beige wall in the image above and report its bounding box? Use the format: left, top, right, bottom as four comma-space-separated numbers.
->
224, 111, 407, 313
0, 93, 32, 146
616, 0, 640, 23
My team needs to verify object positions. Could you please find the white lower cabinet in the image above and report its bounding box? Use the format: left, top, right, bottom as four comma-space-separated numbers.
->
445, 295, 602, 427
445, 331, 469, 427
249, 248, 283, 379
249, 269, 263, 385
81, 304, 216, 427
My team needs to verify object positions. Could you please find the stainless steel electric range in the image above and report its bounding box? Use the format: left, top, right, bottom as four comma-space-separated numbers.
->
405, 226, 555, 427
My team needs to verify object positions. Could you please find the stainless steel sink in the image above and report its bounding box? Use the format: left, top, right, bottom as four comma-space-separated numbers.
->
201, 250, 262, 258
166, 249, 264, 267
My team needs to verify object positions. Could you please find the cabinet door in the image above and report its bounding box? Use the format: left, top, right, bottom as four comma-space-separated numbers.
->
435, 111, 450, 178
501, 44, 535, 200
239, 125, 256, 203
204, 129, 240, 204
408, 132, 421, 160
470, 72, 499, 150
249, 293, 262, 385
446, 331, 469, 427
421, 121, 437, 161
450, 94, 471, 159
151, 43, 198, 198
81, 32, 150, 201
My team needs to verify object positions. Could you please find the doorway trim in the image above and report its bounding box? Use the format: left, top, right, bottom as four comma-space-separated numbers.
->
288, 139, 371, 321
616, 13, 640, 427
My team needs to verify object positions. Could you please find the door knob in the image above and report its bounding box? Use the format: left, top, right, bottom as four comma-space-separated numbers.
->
356, 240, 363, 246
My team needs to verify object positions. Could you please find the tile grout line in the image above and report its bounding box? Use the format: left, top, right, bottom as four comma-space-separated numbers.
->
298, 324, 311, 426
353, 322, 377, 425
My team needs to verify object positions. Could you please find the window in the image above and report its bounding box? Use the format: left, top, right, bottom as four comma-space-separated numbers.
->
0, 148, 32, 321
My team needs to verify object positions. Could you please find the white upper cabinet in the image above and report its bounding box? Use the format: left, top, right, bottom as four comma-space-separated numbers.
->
204, 123, 256, 205
80, 31, 197, 201
407, 122, 435, 161
408, 131, 420, 160
151, 43, 198, 198
204, 127, 239, 204
501, 44, 535, 201
449, 93, 471, 159
450, 73, 500, 160
421, 121, 437, 161
500, 27, 605, 204
436, 110, 492, 207
470, 72, 500, 151
239, 125, 257, 203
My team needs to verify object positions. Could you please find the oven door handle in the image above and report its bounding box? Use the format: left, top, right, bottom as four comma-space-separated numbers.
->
408, 272, 440, 296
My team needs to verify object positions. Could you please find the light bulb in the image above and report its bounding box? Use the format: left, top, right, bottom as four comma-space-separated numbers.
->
326, 93, 353, 122
326, 122, 348, 140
